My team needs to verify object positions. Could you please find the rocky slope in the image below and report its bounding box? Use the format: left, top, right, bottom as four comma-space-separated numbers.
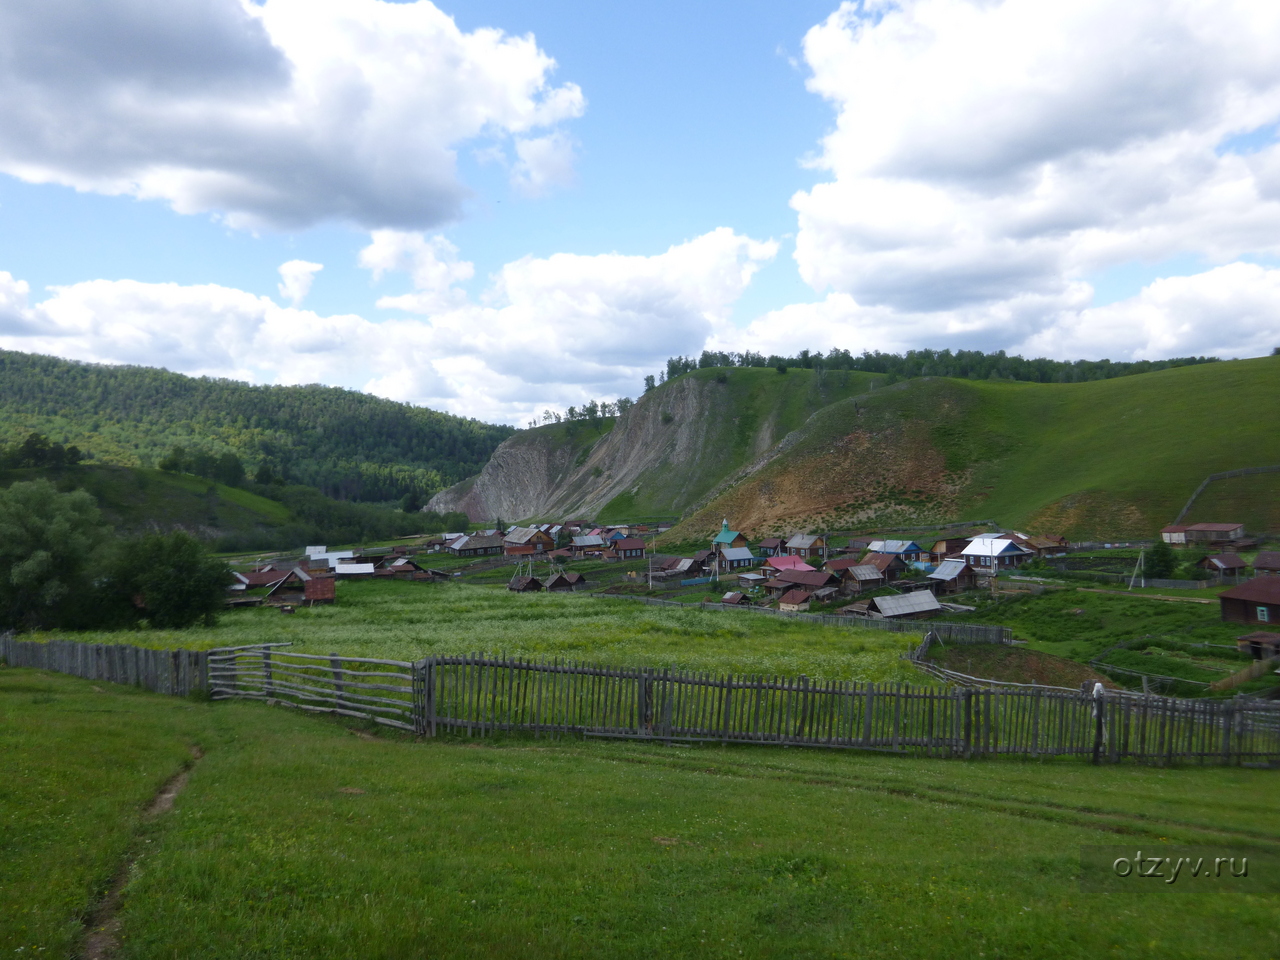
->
431, 356, 1280, 540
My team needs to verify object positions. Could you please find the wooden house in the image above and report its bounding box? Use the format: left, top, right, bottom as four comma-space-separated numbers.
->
507, 575, 544, 592
1254, 552, 1280, 577
613, 537, 647, 559
447, 534, 505, 557
763, 569, 839, 597
960, 536, 1032, 573
867, 540, 924, 563
1219, 578, 1280, 626
504, 526, 556, 556
778, 589, 812, 612
757, 538, 784, 557
863, 552, 906, 581
785, 533, 827, 559
824, 557, 886, 594
711, 520, 749, 571
930, 538, 971, 563
718, 546, 755, 571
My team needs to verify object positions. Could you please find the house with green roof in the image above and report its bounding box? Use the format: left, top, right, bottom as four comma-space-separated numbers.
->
710, 520, 750, 574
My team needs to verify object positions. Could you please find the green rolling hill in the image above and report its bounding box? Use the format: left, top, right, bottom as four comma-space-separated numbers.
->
430, 354, 1280, 541
0, 349, 513, 503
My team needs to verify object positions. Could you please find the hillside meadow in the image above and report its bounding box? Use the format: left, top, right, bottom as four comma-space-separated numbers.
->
31, 581, 927, 684
4, 668, 1278, 959
672, 355, 1280, 541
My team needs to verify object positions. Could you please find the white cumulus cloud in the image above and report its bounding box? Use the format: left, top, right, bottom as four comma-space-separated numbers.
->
0, 0, 584, 230
783, 0, 1280, 354
0, 228, 776, 423
277, 260, 323, 305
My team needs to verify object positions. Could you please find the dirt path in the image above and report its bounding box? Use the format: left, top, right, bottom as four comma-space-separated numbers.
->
79, 745, 203, 960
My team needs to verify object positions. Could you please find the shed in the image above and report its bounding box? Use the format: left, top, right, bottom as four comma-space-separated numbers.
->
305, 576, 336, 604
1201, 554, 1247, 575
721, 591, 749, 605
1160, 526, 1188, 545
334, 563, 376, 579
1219, 577, 1280, 626
928, 559, 977, 594
778, 589, 812, 612
870, 591, 942, 619
1236, 631, 1280, 660
1185, 522, 1246, 543
546, 572, 587, 592
507, 575, 544, 592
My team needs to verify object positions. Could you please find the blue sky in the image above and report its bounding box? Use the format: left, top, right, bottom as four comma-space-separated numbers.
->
1, 0, 1279, 424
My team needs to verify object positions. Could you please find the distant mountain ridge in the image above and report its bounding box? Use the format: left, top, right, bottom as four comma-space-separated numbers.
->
429, 357, 1280, 541
0, 349, 514, 502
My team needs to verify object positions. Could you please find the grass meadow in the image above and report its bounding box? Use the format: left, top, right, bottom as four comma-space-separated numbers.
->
4, 668, 1278, 959
31, 580, 927, 684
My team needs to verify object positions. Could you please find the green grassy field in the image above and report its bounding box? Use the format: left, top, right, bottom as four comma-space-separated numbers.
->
33, 581, 926, 683
5, 668, 1278, 959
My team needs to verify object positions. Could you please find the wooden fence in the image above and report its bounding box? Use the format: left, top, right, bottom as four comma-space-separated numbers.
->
604, 594, 1013, 643
8, 634, 1279, 764
206, 644, 1280, 764
0, 633, 207, 696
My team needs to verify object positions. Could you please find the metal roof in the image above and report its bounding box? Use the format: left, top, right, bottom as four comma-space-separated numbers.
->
929, 559, 970, 581
867, 540, 922, 555
847, 564, 885, 581
785, 534, 821, 549
961, 538, 1030, 558
872, 592, 941, 617
721, 546, 754, 561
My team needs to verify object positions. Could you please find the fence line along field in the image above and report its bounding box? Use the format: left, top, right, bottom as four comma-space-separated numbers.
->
10, 635, 1277, 765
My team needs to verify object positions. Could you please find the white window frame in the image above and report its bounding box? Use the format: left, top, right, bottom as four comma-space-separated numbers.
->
1259, 606, 1271, 623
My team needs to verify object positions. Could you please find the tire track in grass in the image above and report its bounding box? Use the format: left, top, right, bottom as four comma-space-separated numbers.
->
79, 744, 203, 960
579, 749, 1280, 847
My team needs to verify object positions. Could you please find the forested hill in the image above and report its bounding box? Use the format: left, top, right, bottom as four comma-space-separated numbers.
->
0, 350, 513, 502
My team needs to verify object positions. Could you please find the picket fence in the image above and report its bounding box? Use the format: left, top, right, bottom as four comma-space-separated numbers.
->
606, 594, 1012, 643
0, 634, 207, 696
7, 634, 1279, 764
205, 644, 1280, 764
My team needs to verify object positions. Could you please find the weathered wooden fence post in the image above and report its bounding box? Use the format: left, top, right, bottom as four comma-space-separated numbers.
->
263, 649, 275, 699
1091, 682, 1105, 765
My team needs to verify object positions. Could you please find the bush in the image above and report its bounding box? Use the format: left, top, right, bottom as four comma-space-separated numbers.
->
0, 480, 109, 630
108, 532, 232, 629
